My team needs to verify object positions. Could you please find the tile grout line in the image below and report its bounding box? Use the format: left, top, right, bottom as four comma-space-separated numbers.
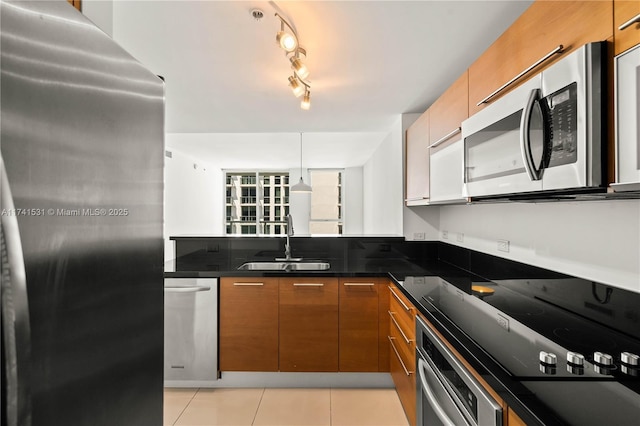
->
171, 387, 200, 426
251, 387, 267, 426
329, 387, 333, 426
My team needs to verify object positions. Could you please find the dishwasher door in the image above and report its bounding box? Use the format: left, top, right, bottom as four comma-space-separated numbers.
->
164, 278, 218, 386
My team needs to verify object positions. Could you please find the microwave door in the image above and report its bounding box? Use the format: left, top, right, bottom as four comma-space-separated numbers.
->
538, 43, 605, 191
463, 77, 543, 197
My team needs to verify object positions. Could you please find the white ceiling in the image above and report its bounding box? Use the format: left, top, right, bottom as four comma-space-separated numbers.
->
110, 0, 532, 166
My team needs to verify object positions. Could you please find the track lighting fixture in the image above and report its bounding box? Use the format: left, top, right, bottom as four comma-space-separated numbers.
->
274, 12, 311, 110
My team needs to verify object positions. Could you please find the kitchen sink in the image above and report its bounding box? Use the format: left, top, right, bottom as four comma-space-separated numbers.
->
237, 261, 330, 271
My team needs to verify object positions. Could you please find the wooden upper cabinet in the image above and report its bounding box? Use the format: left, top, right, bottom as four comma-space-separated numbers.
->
338, 278, 380, 372
219, 277, 279, 372
279, 277, 339, 372
405, 110, 430, 205
615, 0, 640, 55
469, 0, 613, 115
67, 0, 81, 11
429, 71, 468, 148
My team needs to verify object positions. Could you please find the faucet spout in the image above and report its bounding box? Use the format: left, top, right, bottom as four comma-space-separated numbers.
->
285, 214, 294, 260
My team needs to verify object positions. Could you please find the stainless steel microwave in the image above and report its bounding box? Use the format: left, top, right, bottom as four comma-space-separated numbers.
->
462, 42, 605, 199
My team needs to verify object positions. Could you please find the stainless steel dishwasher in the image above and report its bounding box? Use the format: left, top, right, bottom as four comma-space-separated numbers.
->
164, 278, 218, 386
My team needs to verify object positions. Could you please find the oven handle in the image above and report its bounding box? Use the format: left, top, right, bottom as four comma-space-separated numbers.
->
520, 88, 543, 181
418, 358, 459, 426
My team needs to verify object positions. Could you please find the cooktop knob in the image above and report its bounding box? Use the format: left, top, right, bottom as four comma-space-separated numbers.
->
539, 351, 557, 365
621, 352, 639, 366
594, 352, 614, 366
567, 351, 585, 366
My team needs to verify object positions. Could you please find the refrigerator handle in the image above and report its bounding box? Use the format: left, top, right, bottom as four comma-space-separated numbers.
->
1, 154, 33, 426
520, 88, 542, 181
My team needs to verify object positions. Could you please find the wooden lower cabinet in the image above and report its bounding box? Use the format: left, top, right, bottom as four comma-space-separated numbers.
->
219, 277, 279, 371
388, 283, 417, 426
339, 278, 380, 372
279, 277, 339, 372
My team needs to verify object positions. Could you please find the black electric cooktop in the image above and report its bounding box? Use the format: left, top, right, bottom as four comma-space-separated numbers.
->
404, 275, 640, 381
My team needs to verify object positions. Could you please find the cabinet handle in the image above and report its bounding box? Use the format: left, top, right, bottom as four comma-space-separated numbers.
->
388, 336, 413, 376
405, 197, 428, 202
165, 286, 211, 293
476, 44, 564, 106
293, 283, 324, 287
388, 311, 414, 345
389, 286, 413, 312
232, 282, 264, 286
428, 127, 461, 149
343, 282, 375, 286
619, 13, 640, 31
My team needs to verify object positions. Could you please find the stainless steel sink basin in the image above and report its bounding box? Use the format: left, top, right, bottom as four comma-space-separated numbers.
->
237, 261, 330, 271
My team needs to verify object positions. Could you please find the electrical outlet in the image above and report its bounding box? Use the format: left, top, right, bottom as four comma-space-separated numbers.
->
442, 230, 448, 240
497, 239, 510, 252
413, 232, 426, 240
457, 233, 464, 243
497, 314, 510, 331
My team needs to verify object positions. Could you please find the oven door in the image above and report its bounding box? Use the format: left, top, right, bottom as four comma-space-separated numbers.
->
417, 355, 471, 426
416, 316, 502, 426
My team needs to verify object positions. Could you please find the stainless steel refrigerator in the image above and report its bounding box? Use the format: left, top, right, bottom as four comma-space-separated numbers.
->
1, 1, 165, 425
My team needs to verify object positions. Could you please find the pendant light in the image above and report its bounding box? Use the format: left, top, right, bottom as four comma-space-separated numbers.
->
291, 132, 312, 193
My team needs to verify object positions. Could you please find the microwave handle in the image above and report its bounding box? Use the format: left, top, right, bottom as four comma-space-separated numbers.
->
520, 88, 543, 181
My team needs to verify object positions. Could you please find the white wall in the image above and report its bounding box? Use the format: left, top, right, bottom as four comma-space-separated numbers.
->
82, 0, 113, 37
362, 118, 404, 235
343, 167, 364, 235
439, 200, 640, 293
164, 148, 220, 261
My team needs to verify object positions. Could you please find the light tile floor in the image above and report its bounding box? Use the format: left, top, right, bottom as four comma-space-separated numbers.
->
164, 388, 409, 426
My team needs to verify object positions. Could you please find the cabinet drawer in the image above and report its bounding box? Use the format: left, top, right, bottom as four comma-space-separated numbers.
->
388, 285, 415, 331
389, 311, 415, 368
389, 333, 416, 426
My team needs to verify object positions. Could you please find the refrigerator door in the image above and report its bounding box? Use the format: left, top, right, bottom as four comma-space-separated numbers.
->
1, 154, 33, 426
1, 1, 165, 425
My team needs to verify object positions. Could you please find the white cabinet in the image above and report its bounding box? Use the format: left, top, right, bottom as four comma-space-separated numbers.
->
429, 137, 466, 204
612, 44, 640, 192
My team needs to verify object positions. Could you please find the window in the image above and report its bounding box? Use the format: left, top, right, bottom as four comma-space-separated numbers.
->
309, 169, 343, 235
225, 171, 289, 235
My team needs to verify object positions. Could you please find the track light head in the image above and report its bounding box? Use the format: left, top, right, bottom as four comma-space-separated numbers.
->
288, 76, 305, 97
301, 90, 311, 110
276, 30, 297, 52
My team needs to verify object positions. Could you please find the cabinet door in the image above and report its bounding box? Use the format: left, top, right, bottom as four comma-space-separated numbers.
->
469, 1, 613, 115
339, 278, 379, 372
279, 277, 339, 372
615, 0, 640, 55
429, 71, 468, 145
219, 277, 279, 371
405, 110, 430, 205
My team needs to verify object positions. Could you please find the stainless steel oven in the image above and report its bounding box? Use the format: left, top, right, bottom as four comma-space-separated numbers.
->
416, 316, 502, 426
463, 42, 605, 198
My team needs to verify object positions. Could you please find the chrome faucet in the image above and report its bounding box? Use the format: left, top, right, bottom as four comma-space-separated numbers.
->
284, 214, 294, 260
